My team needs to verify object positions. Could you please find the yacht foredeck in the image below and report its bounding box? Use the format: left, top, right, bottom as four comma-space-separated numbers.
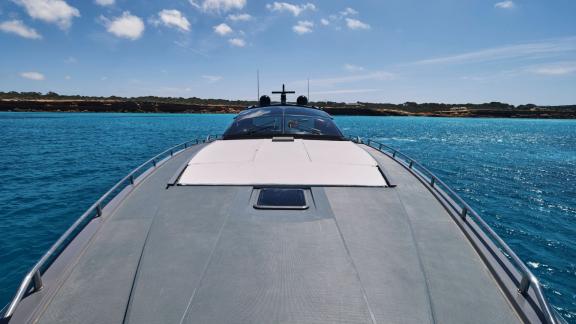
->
3, 137, 559, 324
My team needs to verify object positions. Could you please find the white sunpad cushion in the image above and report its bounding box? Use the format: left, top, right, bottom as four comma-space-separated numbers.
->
178, 139, 386, 187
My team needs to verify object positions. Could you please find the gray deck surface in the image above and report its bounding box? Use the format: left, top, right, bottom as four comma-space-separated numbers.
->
20, 143, 521, 324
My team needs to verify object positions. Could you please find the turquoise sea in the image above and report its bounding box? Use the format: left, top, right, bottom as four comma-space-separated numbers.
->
0, 112, 574, 322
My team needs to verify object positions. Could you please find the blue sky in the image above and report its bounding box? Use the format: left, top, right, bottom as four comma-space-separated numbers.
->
1, 0, 575, 105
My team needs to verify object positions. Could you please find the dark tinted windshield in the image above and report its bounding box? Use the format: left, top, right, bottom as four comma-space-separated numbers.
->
223, 106, 344, 140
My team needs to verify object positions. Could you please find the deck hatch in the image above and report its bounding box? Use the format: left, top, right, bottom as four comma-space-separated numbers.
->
254, 188, 308, 210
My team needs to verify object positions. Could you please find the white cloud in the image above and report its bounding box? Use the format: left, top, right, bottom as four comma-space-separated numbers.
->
346, 18, 370, 30
20, 71, 45, 80
188, 0, 201, 9
202, 75, 223, 83
201, 0, 246, 12
95, 0, 114, 6
414, 37, 576, 65
293, 20, 313, 34
13, 0, 80, 29
324, 7, 361, 27
344, 64, 364, 72
227, 13, 252, 21
266, 2, 316, 16
214, 23, 232, 36
103, 12, 145, 40
495, 1, 515, 9
297, 71, 395, 87
157, 9, 190, 32
229, 37, 246, 47
64, 56, 77, 63
340, 7, 358, 16
64, 75, 71, 80
528, 62, 576, 76
0, 20, 42, 39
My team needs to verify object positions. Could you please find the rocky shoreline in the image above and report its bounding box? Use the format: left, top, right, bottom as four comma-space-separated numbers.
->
1, 99, 575, 118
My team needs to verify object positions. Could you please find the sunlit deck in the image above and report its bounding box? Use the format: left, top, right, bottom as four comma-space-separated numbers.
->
5, 138, 556, 323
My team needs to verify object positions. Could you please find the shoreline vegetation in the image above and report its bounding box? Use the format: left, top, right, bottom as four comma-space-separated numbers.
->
1, 92, 575, 118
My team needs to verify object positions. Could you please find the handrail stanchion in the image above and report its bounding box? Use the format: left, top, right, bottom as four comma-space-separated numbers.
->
32, 271, 43, 291
460, 207, 468, 220
519, 274, 531, 294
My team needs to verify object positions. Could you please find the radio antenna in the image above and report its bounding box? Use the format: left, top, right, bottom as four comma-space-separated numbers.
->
257, 69, 260, 100
307, 77, 310, 102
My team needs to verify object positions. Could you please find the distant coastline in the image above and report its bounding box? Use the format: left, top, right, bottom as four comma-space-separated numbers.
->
1, 92, 575, 118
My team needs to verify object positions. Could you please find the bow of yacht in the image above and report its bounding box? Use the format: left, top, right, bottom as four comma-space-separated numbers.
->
2, 88, 562, 324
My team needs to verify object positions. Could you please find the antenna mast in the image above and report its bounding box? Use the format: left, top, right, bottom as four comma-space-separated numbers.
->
307, 78, 310, 102
257, 70, 260, 100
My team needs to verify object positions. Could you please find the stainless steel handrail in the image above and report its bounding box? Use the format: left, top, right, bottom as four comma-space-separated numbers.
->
2, 135, 221, 319
353, 136, 558, 324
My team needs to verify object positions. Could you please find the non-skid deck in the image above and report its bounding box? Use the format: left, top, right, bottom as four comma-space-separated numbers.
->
9, 142, 522, 324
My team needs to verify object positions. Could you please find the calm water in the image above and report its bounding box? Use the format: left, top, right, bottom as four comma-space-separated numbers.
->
0, 112, 574, 322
